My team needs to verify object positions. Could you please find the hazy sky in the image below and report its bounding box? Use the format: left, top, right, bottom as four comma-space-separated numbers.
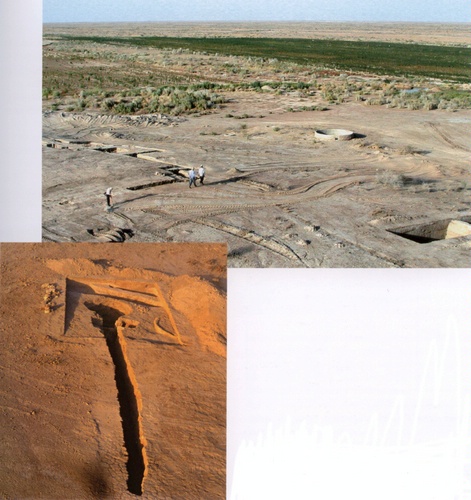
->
43, 0, 470, 23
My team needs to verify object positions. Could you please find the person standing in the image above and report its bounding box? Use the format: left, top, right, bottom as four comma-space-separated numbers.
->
189, 168, 197, 188
198, 164, 205, 185
104, 187, 113, 206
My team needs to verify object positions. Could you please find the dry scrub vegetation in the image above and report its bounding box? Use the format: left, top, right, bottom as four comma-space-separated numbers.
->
43, 36, 471, 116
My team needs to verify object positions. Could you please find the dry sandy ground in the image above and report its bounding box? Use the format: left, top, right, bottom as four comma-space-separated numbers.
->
0, 243, 226, 499
43, 99, 471, 268
42, 23, 471, 267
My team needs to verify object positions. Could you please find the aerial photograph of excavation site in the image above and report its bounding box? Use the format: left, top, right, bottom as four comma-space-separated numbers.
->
42, 18, 471, 268
0, 242, 226, 498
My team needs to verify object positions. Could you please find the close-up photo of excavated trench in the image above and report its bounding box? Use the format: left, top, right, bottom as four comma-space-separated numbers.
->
0, 242, 227, 498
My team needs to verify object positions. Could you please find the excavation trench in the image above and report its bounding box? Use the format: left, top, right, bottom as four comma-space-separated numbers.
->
85, 303, 148, 496
126, 179, 177, 190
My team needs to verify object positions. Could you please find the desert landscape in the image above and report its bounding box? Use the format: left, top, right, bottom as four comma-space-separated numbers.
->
42, 23, 471, 267
0, 242, 226, 498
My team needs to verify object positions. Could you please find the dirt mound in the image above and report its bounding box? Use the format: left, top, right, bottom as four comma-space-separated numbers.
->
171, 275, 227, 357
43, 110, 185, 129
227, 167, 244, 174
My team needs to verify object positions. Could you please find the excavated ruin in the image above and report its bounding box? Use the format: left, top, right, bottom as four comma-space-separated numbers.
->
85, 302, 148, 495
388, 218, 471, 244
0, 244, 227, 498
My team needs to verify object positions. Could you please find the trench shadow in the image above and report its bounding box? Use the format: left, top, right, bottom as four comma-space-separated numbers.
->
198, 275, 227, 294
228, 246, 253, 258
412, 149, 432, 155
91, 259, 112, 268
194, 175, 249, 187
126, 336, 183, 347
85, 302, 147, 495
113, 193, 157, 208
64, 280, 96, 333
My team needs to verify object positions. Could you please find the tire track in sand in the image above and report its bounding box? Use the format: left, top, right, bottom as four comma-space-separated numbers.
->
428, 122, 471, 152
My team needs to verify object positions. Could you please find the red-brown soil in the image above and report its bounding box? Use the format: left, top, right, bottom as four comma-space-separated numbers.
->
0, 243, 226, 499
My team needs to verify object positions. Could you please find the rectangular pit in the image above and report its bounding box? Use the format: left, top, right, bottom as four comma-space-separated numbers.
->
388, 218, 471, 244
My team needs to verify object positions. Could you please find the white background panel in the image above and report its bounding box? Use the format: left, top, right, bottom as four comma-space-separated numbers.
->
0, 1, 42, 242
228, 269, 471, 499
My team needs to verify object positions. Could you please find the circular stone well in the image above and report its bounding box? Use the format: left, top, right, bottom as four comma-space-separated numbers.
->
315, 129, 354, 141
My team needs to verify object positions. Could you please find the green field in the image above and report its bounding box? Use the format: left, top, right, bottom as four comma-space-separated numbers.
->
57, 35, 471, 82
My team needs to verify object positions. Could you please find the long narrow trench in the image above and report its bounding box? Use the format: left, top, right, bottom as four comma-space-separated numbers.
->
85, 303, 148, 495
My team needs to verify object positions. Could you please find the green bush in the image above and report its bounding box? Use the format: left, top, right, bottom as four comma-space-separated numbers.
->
101, 98, 116, 110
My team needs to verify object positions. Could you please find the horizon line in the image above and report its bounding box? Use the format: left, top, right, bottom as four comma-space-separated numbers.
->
43, 20, 471, 24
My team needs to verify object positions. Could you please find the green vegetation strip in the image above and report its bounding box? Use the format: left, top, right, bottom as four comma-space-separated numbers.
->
57, 35, 471, 81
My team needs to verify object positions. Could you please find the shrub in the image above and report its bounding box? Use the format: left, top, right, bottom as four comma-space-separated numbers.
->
113, 101, 142, 114
76, 98, 87, 110
101, 98, 116, 110
377, 171, 406, 188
